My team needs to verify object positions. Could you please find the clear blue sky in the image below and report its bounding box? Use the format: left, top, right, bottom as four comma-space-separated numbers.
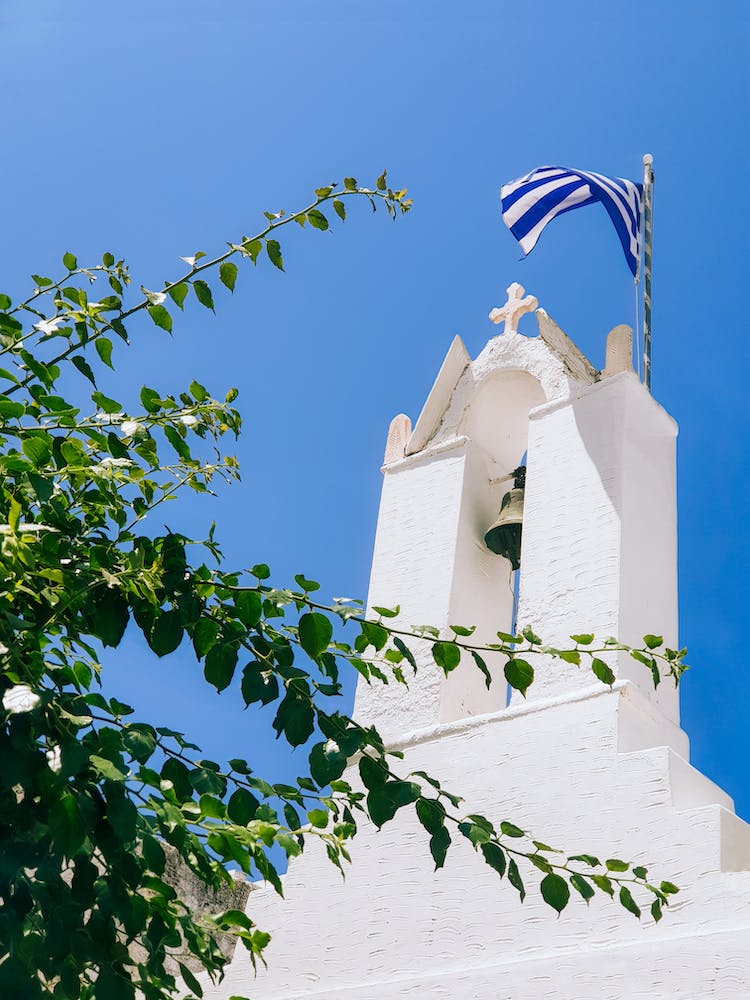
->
2, 2, 749, 820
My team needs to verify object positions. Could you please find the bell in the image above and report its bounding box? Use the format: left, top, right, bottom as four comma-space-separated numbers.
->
484, 487, 524, 569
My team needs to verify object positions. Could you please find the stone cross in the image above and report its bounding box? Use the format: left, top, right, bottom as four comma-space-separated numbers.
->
489, 282, 538, 334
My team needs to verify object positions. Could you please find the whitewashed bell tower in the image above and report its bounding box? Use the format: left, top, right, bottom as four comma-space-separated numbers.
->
208, 287, 750, 1000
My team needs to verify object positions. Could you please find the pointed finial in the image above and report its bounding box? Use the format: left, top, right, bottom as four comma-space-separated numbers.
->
602, 324, 634, 378
383, 413, 412, 464
489, 282, 538, 335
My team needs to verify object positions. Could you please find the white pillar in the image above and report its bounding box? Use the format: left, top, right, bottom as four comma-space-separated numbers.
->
516, 371, 680, 726
353, 437, 512, 741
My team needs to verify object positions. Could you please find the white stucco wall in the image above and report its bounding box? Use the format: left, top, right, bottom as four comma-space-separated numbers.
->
206, 311, 750, 999
207, 685, 750, 999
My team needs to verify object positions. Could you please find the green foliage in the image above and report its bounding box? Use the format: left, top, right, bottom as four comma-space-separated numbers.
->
0, 174, 685, 998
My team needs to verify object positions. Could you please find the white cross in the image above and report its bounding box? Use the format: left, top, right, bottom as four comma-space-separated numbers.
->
488, 282, 538, 334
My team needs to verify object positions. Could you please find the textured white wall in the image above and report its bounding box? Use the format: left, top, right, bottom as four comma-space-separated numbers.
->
207, 686, 750, 999
517, 372, 680, 728
206, 317, 750, 999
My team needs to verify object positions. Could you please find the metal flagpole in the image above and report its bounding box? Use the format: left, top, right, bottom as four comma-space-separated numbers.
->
642, 153, 655, 390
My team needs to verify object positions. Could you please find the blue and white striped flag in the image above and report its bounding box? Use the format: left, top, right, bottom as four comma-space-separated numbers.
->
501, 166, 643, 276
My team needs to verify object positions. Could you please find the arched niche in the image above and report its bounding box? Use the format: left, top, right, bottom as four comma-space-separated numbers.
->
459, 368, 547, 479
437, 368, 546, 724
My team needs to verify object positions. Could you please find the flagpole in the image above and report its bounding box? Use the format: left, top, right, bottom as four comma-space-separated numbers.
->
642, 153, 654, 390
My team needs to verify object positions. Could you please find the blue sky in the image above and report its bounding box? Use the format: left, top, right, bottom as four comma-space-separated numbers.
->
2, 2, 749, 821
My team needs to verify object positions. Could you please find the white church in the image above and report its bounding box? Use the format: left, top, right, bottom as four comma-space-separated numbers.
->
206, 284, 750, 998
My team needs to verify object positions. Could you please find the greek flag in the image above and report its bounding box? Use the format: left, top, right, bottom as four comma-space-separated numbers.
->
501, 166, 643, 276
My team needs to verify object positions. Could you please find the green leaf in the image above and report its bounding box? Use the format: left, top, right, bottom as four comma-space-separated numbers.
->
376, 170, 387, 190
528, 853, 552, 873
91, 390, 122, 414
298, 612, 332, 659
193, 618, 219, 659
359, 621, 389, 652
458, 821, 491, 847
644, 634, 664, 649
333, 199, 346, 221
220, 261, 238, 292
168, 282, 189, 309
471, 650, 492, 689
95, 337, 114, 369
243, 238, 262, 262
592, 874, 614, 896
367, 780, 420, 828
541, 873, 570, 914
123, 724, 157, 764
0, 293, 11, 310
568, 853, 600, 867
189, 379, 208, 402
344, 177, 357, 190
266, 240, 284, 270
504, 658, 534, 697
178, 962, 204, 998
307, 209, 329, 231
148, 304, 173, 332
591, 657, 616, 686
307, 809, 328, 828
432, 641, 461, 673
22, 435, 52, 467
241, 662, 279, 707
149, 610, 184, 657
570, 873, 595, 902
570, 633, 594, 644
480, 841, 506, 877
507, 858, 525, 901
415, 797, 445, 835
200, 793, 226, 819
193, 280, 215, 310
92, 587, 129, 647
521, 625, 541, 644
309, 740, 348, 786
164, 424, 192, 461
28, 472, 53, 501
273, 688, 315, 747
605, 858, 629, 872
429, 826, 451, 869
235, 590, 262, 628
650, 898, 663, 923
619, 884, 641, 918
394, 637, 416, 671
72, 355, 97, 386
90, 754, 128, 782
49, 791, 86, 854
227, 787, 259, 826
660, 880, 680, 895
359, 755, 387, 790
500, 821, 525, 838
204, 643, 239, 692
63, 251, 77, 270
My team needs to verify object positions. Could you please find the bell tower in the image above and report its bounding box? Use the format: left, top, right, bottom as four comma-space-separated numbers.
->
208, 283, 750, 1000
353, 283, 680, 747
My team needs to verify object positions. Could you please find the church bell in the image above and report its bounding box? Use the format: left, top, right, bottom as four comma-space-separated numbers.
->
484, 465, 526, 570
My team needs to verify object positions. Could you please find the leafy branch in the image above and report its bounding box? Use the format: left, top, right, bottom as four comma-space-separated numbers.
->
0, 172, 681, 1000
